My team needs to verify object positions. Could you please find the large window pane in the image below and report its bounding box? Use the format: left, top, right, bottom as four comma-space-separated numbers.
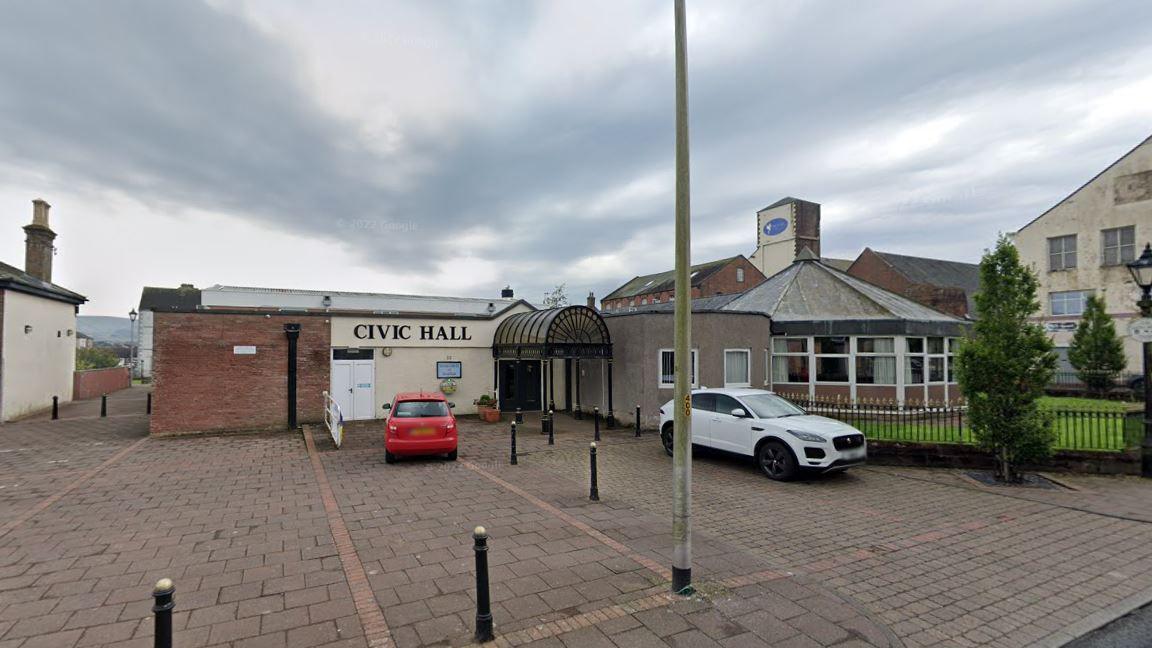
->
1102, 226, 1136, 266
857, 337, 894, 353
927, 337, 945, 354
906, 338, 925, 354
816, 357, 849, 382
772, 356, 809, 383
905, 357, 925, 384
856, 356, 896, 384
772, 338, 807, 353
724, 350, 750, 386
929, 357, 945, 382
814, 336, 848, 355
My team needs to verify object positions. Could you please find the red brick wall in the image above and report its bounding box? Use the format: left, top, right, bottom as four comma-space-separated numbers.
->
698, 257, 766, 297
151, 313, 330, 435
73, 367, 130, 400
847, 249, 969, 318
601, 258, 766, 310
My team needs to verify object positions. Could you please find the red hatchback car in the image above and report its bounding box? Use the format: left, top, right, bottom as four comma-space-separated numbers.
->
382, 392, 458, 463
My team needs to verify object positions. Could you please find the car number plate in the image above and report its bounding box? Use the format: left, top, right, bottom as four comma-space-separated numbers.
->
411, 427, 436, 437
843, 447, 865, 460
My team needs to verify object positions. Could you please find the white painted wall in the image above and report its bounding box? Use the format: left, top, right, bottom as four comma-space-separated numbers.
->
1, 290, 77, 421
137, 309, 154, 379
1013, 137, 1152, 372
748, 202, 797, 278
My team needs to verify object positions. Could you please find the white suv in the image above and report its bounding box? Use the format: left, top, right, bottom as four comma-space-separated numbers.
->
658, 388, 867, 481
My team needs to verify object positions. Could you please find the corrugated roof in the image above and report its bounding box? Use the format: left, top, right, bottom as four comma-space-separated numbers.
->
869, 250, 980, 315
724, 257, 965, 324
203, 285, 524, 316
0, 261, 86, 305
602, 256, 741, 301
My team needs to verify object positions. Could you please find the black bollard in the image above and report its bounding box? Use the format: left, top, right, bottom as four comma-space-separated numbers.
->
635, 405, 642, 437
594, 407, 600, 441
510, 421, 518, 465
52, 396, 58, 420
147, 392, 152, 415
100, 394, 107, 418
515, 408, 523, 424
547, 410, 555, 446
589, 442, 600, 501
152, 578, 175, 648
473, 526, 494, 643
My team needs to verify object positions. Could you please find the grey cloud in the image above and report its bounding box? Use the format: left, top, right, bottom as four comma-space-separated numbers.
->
0, 0, 1149, 304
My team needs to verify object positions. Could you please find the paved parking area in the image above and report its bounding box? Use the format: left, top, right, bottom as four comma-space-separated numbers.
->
1, 401, 1152, 647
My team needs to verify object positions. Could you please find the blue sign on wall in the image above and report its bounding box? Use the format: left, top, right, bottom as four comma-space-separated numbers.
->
763, 217, 788, 237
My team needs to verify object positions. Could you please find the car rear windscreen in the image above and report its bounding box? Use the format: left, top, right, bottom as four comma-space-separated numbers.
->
394, 400, 450, 418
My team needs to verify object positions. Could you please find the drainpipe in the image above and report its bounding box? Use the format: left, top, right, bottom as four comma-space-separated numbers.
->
285, 323, 301, 429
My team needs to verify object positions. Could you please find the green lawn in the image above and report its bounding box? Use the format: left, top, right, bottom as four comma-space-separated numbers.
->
847, 403, 1139, 452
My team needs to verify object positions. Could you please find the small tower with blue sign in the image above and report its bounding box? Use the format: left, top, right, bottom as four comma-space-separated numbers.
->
748, 197, 822, 278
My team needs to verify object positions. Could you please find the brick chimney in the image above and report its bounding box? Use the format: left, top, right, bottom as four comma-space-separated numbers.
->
586, 291, 596, 310
24, 199, 56, 283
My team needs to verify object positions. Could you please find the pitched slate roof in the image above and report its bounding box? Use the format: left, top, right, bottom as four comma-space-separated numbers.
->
868, 250, 980, 315
819, 257, 854, 272
0, 261, 86, 305
601, 293, 748, 316
603, 256, 742, 302
139, 285, 203, 312
723, 252, 969, 336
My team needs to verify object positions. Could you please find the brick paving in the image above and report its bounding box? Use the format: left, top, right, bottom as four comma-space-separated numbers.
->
1, 402, 1151, 647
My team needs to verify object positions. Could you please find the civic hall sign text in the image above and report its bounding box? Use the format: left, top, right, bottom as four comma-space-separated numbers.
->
353, 323, 473, 342
330, 313, 529, 349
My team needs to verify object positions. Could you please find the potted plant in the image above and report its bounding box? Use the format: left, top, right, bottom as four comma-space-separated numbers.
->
474, 393, 501, 423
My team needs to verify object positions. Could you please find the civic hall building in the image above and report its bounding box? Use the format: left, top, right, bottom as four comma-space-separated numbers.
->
142, 285, 619, 435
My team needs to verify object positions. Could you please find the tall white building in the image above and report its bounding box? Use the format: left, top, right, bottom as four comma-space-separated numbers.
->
1013, 135, 1152, 373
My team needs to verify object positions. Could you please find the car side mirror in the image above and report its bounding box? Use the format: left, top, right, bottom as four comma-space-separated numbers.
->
730, 408, 747, 418
448, 402, 456, 409
382, 403, 391, 411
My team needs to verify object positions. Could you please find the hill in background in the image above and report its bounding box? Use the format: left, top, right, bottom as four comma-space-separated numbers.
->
77, 316, 134, 344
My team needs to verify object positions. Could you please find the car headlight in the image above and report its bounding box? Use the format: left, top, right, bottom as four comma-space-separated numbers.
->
786, 429, 826, 443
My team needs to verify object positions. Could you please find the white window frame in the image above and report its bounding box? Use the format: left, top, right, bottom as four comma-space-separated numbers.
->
723, 348, 751, 388
1101, 226, 1136, 267
1050, 290, 1091, 316
926, 337, 947, 384
1048, 234, 1077, 271
736, 267, 745, 283
813, 336, 851, 384
770, 337, 809, 385
658, 348, 698, 389
904, 337, 926, 385
854, 337, 896, 386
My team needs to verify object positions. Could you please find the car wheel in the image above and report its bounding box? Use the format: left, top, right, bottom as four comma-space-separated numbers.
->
446, 449, 458, 461
661, 425, 674, 457
756, 440, 797, 481
384, 450, 396, 464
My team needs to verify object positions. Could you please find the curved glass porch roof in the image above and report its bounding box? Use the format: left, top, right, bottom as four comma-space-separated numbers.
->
492, 305, 612, 359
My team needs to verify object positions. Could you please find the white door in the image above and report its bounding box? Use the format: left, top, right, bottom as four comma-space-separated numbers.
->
351, 361, 375, 420
331, 356, 375, 421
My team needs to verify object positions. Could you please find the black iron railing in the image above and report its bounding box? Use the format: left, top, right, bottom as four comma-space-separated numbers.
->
783, 396, 1142, 452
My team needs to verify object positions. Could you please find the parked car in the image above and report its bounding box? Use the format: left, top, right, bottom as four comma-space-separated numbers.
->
382, 392, 458, 463
658, 388, 866, 481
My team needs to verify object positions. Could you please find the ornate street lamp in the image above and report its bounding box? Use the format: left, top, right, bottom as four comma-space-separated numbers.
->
1126, 243, 1152, 477
128, 308, 138, 382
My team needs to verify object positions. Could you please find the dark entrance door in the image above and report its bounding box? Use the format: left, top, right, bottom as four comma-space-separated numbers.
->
499, 360, 542, 411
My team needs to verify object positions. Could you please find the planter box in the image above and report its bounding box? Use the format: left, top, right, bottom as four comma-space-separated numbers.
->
477, 406, 501, 423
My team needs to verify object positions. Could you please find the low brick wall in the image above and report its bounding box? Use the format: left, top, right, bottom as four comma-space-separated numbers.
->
868, 440, 1141, 476
73, 367, 131, 401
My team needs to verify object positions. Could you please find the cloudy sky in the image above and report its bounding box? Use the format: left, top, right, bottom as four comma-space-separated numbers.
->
1, 0, 1150, 316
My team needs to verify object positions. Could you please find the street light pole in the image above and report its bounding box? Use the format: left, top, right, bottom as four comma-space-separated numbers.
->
1126, 243, 1152, 478
671, 0, 693, 595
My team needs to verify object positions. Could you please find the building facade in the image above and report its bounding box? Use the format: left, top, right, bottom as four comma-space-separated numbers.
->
748, 197, 823, 278
1012, 134, 1152, 373
847, 248, 980, 319
0, 200, 87, 421
600, 255, 764, 312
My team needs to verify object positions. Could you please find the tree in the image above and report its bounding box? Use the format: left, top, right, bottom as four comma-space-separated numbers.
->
1068, 295, 1126, 395
542, 284, 569, 309
76, 346, 120, 370
955, 235, 1058, 482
